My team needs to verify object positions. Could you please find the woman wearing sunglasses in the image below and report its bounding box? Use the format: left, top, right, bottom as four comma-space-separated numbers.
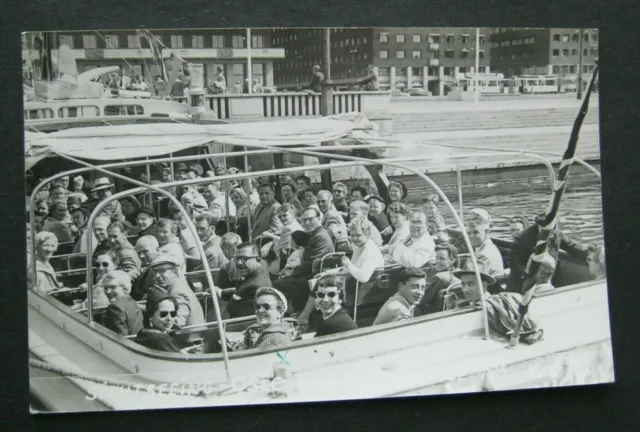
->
312, 274, 357, 338
135, 296, 181, 353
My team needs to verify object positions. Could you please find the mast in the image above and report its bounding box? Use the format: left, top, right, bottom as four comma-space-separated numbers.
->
319, 27, 334, 190
247, 28, 252, 94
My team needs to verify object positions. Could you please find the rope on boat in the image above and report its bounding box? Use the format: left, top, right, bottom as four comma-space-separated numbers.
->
28, 358, 246, 399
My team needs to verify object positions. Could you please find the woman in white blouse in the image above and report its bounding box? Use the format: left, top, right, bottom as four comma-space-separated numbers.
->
260, 203, 304, 276
381, 202, 411, 254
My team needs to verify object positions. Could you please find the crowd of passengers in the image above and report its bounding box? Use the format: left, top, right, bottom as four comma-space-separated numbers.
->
26, 162, 608, 353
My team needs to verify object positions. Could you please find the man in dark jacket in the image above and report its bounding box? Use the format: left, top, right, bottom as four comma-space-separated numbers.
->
506, 216, 588, 293
274, 207, 335, 314
103, 270, 144, 336
306, 65, 324, 93
224, 242, 273, 318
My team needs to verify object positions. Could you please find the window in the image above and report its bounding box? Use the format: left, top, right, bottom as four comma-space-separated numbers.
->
83, 35, 97, 49
588, 65, 595, 72
591, 48, 597, 56
251, 35, 265, 48
479, 35, 485, 44
583, 48, 588, 56
430, 50, 440, 58
529, 37, 535, 43
553, 34, 560, 42
413, 34, 421, 43
445, 34, 454, 43
192, 35, 204, 48
379, 50, 388, 59
127, 35, 141, 49
379, 33, 388, 43
572, 49, 578, 55
24, 108, 54, 120
443, 67, 453, 76
252, 63, 264, 85
562, 49, 569, 56
396, 34, 405, 43
461, 50, 469, 59
105, 105, 144, 116
591, 33, 598, 43
572, 34, 579, 42
461, 34, 469, 43
511, 54, 516, 60
170, 35, 183, 48
412, 50, 421, 59
232, 64, 244, 75
104, 35, 119, 49
561, 65, 569, 73
57, 106, 99, 118
479, 50, 485, 59
212, 35, 224, 48
569, 65, 576, 73
232, 35, 245, 48
396, 50, 405, 59
562, 34, 569, 42
428, 67, 438, 76
59, 35, 75, 48
552, 49, 560, 56
412, 67, 422, 76
445, 49, 454, 59
363, 52, 368, 59
553, 65, 560, 73
363, 37, 367, 43
378, 67, 390, 77
429, 34, 440, 43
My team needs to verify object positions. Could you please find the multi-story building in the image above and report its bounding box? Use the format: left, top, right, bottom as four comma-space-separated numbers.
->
272, 27, 492, 95
489, 28, 598, 77
24, 29, 285, 88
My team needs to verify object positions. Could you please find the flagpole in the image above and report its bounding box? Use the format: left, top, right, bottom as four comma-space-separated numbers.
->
507, 62, 599, 348
247, 28, 252, 94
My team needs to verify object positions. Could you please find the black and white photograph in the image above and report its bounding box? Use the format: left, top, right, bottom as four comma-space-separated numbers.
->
23, 26, 612, 413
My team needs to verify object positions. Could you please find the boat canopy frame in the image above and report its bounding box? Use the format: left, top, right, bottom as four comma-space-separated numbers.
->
27, 136, 601, 386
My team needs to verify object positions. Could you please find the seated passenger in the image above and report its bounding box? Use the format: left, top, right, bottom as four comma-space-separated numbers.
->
295, 175, 311, 199
453, 265, 544, 344
91, 216, 112, 259
87, 177, 125, 223
587, 243, 606, 280
350, 185, 368, 202
131, 235, 161, 300
415, 243, 461, 315
459, 211, 504, 279
273, 207, 335, 314
302, 188, 319, 210
373, 267, 427, 325
280, 181, 303, 216
423, 194, 449, 244
312, 274, 358, 337
27, 231, 63, 295
317, 190, 349, 250
381, 203, 411, 254
135, 296, 181, 353
106, 221, 142, 282
229, 186, 251, 220
103, 270, 144, 336
348, 200, 383, 247
365, 195, 392, 240
387, 180, 408, 205
146, 253, 205, 328
386, 210, 435, 268
78, 252, 114, 309
70, 206, 96, 254
259, 203, 304, 276
509, 215, 530, 240
332, 182, 350, 217
251, 182, 282, 240
119, 196, 142, 235
279, 230, 308, 279
194, 213, 228, 270
134, 206, 158, 240
225, 242, 273, 318
156, 217, 199, 264
42, 200, 74, 244
506, 215, 589, 293
235, 287, 295, 350
217, 232, 243, 285
203, 181, 237, 220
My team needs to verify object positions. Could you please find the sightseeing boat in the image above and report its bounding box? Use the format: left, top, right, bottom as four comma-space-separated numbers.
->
25, 104, 613, 412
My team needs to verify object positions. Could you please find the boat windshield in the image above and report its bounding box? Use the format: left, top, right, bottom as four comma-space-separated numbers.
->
26, 121, 601, 377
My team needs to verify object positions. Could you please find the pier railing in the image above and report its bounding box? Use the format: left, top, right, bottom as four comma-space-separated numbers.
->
172, 91, 393, 133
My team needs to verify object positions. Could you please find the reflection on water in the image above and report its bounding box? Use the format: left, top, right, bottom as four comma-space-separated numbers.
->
438, 184, 605, 244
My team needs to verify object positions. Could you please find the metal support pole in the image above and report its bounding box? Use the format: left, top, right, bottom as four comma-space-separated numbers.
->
474, 28, 480, 107
320, 27, 333, 190
247, 28, 252, 95
577, 29, 584, 100
457, 163, 464, 222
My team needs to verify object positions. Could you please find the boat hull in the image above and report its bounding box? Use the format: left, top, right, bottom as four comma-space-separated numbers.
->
28, 277, 614, 412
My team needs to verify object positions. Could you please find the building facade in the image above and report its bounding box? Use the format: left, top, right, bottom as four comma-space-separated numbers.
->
24, 29, 285, 89
490, 28, 598, 77
272, 27, 492, 95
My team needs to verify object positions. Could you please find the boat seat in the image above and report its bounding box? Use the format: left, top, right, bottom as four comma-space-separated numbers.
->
55, 241, 75, 256
343, 265, 404, 323
55, 269, 87, 290
50, 253, 86, 272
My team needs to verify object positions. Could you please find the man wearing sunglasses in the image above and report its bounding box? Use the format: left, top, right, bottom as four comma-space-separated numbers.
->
273, 207, 335, 315
225, 242, 273, 319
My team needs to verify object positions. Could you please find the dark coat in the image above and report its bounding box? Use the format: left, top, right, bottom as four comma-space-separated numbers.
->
506, 224, 588, 293
307, 71, 324, 93
226, 261, 273, 318
104, 295, 144, 336
293, 226, 335, 278
135, 328, 180, 352
315, 308, 358, 337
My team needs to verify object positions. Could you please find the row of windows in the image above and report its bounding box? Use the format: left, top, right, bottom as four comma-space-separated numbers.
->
24, 105, 145, 120
272, 28, 360, 45
379, 49, 485, 60
378, 66, 488, 76
551, 64, 597, 73
57, 34, 265, 50
552, 32, 597, 43
552, 48, 598, 57
491, 37, 536, 48
379, 33, 486, 44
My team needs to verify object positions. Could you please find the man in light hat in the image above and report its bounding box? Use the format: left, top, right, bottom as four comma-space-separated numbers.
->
87, 177, 125, 223
146, 253, 205, 327
305, 65, 324, 93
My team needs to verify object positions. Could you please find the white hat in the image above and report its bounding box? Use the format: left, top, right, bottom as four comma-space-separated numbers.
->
91, 177, 114, 192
